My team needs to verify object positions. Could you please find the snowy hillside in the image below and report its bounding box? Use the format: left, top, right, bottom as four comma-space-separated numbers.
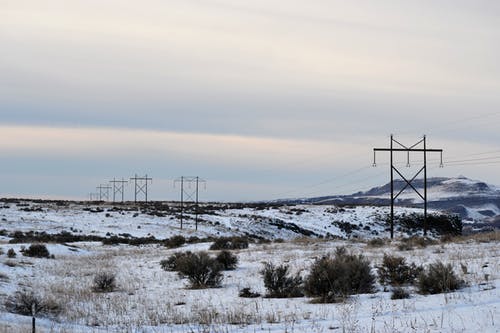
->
296, 176, 500, 226
0, 199, 449, 241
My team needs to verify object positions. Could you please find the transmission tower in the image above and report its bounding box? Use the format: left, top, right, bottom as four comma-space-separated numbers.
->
88, 192, 99, 201
109, 178, 128, 203
373, 135, 443, 238
96, 184, 112, 201
174, 176, 206, 230
130, 174, 152, 203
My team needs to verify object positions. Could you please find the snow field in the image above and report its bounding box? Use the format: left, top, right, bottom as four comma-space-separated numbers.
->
0, 236, 498, 332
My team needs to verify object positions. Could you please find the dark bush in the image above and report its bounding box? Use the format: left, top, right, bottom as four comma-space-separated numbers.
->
378, 254, 422, 286
239, 287, 261, 298
5, 290, 59, 317
160, 251, 194, 271
209, 237, 249, 250
216, 250, 238, 270
395, 213, 462, 236
7, 248, 16, 258
261, 262, 303, 298
176, 252, 223, 289
164, 235, 186, 248
22, 244, 50, 258
92, 272, 117, 292
304, 247, 375, 302
418, 261, 463, 294
391, 287, 410, 300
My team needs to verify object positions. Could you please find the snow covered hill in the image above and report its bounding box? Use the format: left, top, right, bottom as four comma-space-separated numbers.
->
0, 199, 450, 241
293, 176, 500, 227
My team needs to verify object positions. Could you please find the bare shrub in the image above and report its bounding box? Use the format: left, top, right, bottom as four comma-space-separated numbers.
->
304, 247, 375, 302
238, 287, 261, 298
216, 250, 238, 270
5, 290, 59, 317
209, 236, 249, 250
261, 262, 303, 298
22, 244, 50, 258
378, 254, 422, 286
176, 252, 223, 288
7, 248, 16, 258
418, 261, 464, 294
92, 271, 117, 292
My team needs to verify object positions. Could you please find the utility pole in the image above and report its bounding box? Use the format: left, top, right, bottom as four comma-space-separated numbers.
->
174, 176, 206, 230
89, 192, 100, 201
373, 135, 443, 238
109, 178, 128, 203
130, 174, 152, 203
96, 184, 112, 202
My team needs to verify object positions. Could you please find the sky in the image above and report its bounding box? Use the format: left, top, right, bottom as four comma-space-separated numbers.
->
1, 0, 500, 202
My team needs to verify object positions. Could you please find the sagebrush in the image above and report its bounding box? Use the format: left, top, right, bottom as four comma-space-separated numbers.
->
216, 250, 238, 270
261, 262, 303, 298
378, 253, 422, 286
418, 261, 463, 294
174, 251, 223, 288
304, 247, 375, 302
92, 271, 117, 292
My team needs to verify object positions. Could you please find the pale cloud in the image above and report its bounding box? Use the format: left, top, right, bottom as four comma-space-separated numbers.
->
0, 124, 366, 169
1, 1, 499, 200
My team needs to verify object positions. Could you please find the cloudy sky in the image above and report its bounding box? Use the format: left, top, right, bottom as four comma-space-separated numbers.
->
1, 0, 500, 201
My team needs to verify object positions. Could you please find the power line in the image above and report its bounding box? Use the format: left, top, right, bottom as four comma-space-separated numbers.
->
268, 165, 373, 200
444, 155, 500, 164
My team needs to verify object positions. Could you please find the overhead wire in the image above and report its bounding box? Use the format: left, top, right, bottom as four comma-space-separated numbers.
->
265, 109, 500, 201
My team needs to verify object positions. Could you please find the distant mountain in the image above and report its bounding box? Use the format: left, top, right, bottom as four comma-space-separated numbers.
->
288, 176, 500, 227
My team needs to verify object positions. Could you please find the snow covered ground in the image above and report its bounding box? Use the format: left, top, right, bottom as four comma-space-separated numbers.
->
0, 237, 498, 332
0, 200, 438, 241
0, 200, 497, 332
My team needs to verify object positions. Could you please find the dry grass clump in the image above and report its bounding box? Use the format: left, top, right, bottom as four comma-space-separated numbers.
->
398, 236, 437, 251
366, 238, 388, 248
462, 231, 499, 243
